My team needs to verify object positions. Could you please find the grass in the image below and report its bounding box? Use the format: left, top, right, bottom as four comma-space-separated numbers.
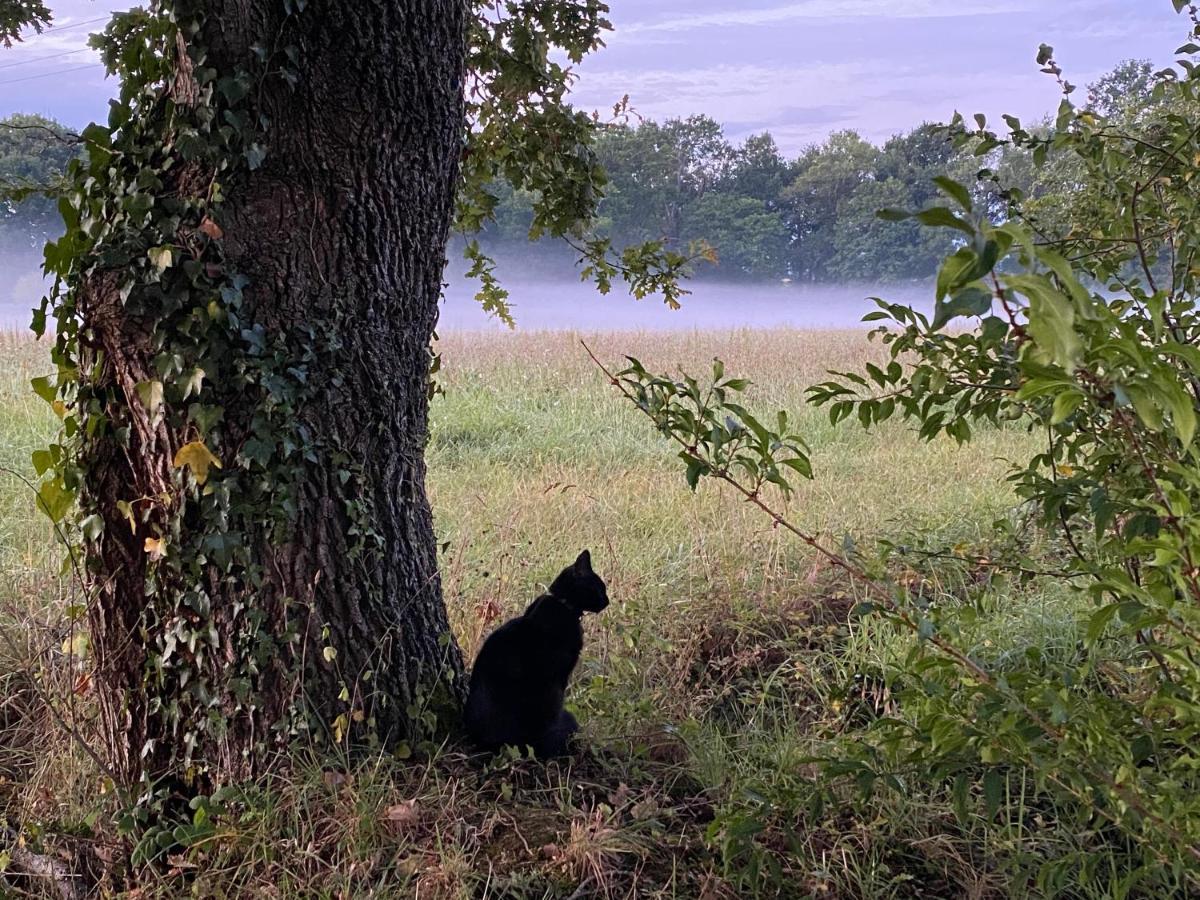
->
0, 326, 1134, 898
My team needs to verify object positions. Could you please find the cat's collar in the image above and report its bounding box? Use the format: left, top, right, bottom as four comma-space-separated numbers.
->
544, 591, 584, 618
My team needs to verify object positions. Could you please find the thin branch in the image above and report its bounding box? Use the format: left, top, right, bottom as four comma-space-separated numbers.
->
0, 121, 80, 145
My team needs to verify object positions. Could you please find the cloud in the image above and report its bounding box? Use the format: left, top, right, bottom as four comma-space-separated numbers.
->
568, 58, 1056, 155
620, 0, 1032, 37
568, 61, 867, 137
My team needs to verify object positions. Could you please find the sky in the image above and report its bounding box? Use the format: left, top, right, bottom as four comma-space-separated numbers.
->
0, 1, 1190, 156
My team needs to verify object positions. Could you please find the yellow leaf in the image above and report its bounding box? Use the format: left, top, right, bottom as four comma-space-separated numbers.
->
332, 713, 348, 743
116, 500, 137, 535
149, 246, 173, 271
323, 646, 337, 663
144, 536, 166, 561
173, 441, 222, 486
61, 632, 88, 659
51, 400, 66, 419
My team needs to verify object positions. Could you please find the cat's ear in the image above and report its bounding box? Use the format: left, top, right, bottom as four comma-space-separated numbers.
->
574, 549, 592, 572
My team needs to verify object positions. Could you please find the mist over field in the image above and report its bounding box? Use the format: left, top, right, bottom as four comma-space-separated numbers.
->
1, 249, 934, 333
0, 249, 48, 333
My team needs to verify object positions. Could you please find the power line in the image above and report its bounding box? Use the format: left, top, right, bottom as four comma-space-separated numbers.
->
0, 64, 102, 88
34, 16, 112, 35
0, 47, 91, 71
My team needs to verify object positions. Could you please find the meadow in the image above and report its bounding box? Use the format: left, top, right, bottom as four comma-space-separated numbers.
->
0, 326, 1106, 898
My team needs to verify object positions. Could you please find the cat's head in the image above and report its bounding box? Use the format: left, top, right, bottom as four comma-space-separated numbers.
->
550, 550, 609, 614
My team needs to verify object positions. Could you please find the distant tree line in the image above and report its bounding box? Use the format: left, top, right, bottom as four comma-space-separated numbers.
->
0, 59, 1164, 283
0, 112, 76, 252
480, 115, 966, 282
479, 59, 1161, 283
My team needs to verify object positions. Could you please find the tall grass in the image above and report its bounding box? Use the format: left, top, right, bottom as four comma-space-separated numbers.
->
0, 327, 1109, 898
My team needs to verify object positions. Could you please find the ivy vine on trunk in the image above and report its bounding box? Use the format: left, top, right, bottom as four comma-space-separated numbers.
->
12, 0, 690, 810
38, 0, 471, 792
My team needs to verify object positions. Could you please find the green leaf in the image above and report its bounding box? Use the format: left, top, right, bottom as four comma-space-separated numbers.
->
781, 456, 813, 479
31, 449, 53, 476
1007, 274, 1080, 368
1050, 390, 1084, 425
30, 375, 56, 405
724, 403, 770, 447
933, 286, 992, 330
1125, 385, 1162, 432
914, 206, 975, 235
1162, 383, 1196, 447
983, 769, 1003, 820
1086, 603, 1120, 643
81, 514, 104, 541
36, 479, 74, 524
932, 176, 972, 212
935, 250, 974, 302
136, 380, 164, 417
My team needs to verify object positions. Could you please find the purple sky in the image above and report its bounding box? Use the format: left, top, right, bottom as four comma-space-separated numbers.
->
0, 1, 1190, 155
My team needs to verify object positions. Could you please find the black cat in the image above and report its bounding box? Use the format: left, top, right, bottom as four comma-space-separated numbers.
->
464, 550, 609, 758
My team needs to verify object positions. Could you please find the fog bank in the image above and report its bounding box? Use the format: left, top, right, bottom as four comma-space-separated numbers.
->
0, 252, 935, 334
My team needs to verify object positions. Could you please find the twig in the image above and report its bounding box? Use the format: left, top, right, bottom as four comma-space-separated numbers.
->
0, 122, 80, 145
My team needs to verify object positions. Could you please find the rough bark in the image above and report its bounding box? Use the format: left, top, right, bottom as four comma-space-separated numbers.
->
83, 0, 468, 787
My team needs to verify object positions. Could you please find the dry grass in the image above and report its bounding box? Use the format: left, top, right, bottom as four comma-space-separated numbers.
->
0, 327, 1095, 898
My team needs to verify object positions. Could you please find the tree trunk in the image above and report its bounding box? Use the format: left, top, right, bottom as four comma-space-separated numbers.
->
81, 0, 468, 788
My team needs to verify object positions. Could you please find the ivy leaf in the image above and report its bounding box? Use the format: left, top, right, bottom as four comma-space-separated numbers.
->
30, 375, 56, 405
81, 514, 104, 541
149, 246, 174, 272
173, 441, 223, 486
31, 449, 53, 476
144, 537, 167, 561
135, 380, 164, 418
245, 143, 267, 170
36, 479, 74, 524
181, 367, 206, 400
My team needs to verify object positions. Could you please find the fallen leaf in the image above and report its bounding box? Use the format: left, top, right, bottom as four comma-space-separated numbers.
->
383, 800, 421, 834
199, 217, 224, 239
62, 632, 88, 659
